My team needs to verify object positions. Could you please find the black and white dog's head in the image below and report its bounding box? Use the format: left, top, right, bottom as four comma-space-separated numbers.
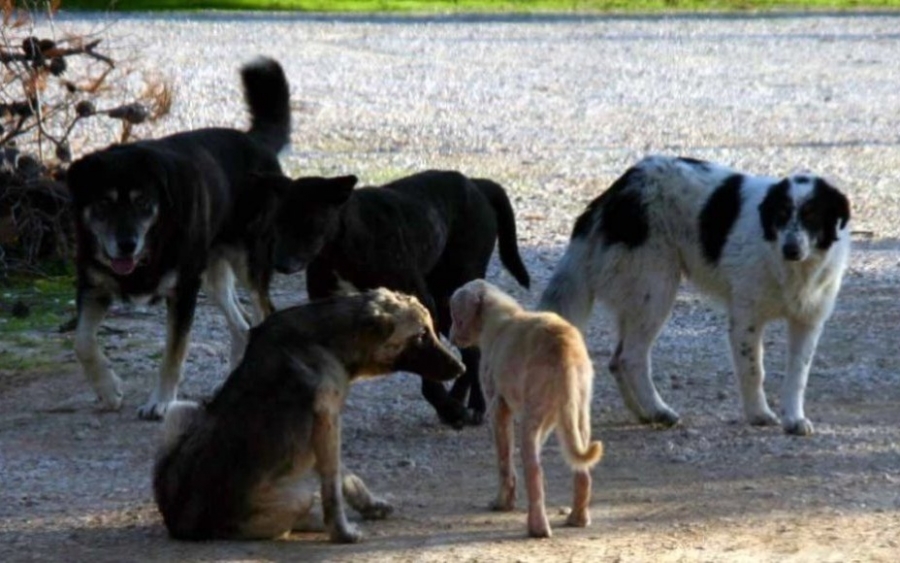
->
758, 176, 850, 262
66, 146, 168, 276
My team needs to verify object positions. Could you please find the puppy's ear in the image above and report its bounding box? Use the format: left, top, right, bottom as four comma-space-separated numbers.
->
449, 287, 484, 345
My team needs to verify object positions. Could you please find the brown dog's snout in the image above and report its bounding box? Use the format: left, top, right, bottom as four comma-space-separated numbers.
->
394, 331, 465, 382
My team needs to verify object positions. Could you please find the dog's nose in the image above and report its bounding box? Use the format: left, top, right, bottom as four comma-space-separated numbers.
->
782, 243, 802, 261
117, 238, 137, 256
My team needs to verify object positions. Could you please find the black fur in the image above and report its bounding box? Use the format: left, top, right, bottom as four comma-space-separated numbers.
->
572, 167, 649, 248
676, 156, 712, 171
267, 169, 531, 428
807, 178, 851, 250
757, 179, 792, 242
699, 174, 743, 265
66, 57, 291, 415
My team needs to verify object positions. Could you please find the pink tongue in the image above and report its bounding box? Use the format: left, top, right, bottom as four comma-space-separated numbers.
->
110, 257, 137, 275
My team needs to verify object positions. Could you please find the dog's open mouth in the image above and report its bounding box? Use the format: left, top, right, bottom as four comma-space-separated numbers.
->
109, 256, 139, 276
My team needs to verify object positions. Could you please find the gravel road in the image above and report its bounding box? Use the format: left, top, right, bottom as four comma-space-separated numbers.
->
2, 10, 899, 563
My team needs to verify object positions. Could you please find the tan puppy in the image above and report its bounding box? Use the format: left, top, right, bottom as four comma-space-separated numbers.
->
449, 279, 603, 538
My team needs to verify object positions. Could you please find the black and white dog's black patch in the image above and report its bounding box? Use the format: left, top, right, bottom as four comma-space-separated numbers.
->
540, 155, 851, 435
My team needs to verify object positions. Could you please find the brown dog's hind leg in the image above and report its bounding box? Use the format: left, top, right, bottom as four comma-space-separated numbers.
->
313, 407, 361, 543
343, 472, 393, 520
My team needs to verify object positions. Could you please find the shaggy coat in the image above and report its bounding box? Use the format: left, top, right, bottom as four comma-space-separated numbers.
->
450, 279, 602, 538
66, 57, 291, 419
153, 289, 465, 541
262, 170, 531, 428
540, 155, 851, 435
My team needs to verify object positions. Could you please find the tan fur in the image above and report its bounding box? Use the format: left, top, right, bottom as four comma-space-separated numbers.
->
449, 279, 603, 539
153, 288, 464, 541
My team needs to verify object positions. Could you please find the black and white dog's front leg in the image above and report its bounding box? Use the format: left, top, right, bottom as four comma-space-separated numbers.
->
138, 276, 201, 420
74, 286, 121, 410
781, 319, 824, 436
728, 305, 780, 427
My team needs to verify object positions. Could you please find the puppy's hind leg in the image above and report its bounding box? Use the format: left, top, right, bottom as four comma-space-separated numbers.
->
521, 414, 552, 538
489, 396, 517, 512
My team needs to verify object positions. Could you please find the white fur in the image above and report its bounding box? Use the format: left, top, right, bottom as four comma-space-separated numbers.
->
540, 155, 851, 435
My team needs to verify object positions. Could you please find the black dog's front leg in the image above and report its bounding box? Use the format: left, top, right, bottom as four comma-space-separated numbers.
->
449, 347, 485, 425
137, 275, 201, 420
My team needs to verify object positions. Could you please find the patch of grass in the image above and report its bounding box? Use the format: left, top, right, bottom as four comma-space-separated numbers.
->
0, 274, 77, 335
61, 0, 900, 13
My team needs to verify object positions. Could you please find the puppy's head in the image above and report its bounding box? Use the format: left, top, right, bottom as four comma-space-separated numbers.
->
448, 279, 492, 349
758, 175, 850, 262
253, 174, 357, 274
361, 289, 464, 381
67, 146, 171, 276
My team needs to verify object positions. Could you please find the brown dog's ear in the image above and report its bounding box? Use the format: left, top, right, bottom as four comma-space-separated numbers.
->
361, 312, 395, 343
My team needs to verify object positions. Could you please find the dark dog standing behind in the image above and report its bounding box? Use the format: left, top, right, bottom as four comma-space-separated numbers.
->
153, 289, 465, 541
265, 170, 531, 428
66, 57, 290, 419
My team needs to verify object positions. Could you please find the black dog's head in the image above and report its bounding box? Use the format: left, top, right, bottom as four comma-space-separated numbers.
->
758, 175, 850, 262
66, 145, 187, 276
252, 174, 357, 274
357, 289, 465, 382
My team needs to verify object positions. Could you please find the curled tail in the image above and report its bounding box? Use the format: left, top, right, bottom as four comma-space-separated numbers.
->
241, 57, 291, 154
538, 237, 595, 330
472, 178, 531, 289
557, 381, 603, 471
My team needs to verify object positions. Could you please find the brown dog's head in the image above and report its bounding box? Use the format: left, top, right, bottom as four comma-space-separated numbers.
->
360, 289, 465, 382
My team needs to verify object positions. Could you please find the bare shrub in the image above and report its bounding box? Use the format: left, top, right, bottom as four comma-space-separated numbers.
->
0, 0, 172, 277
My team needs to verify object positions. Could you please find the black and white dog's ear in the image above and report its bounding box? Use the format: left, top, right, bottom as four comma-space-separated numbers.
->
757, 179, 792, 241
814, 178, 851, 234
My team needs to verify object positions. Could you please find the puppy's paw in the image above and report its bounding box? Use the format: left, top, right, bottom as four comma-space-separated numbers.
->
527, 513, 552, 539
565, 509, 591, 528
94, 375, 124, 411
330, 522, 362, 544
783, 417, 814, 436
358, 498, 393, 521
489, 497, 515, 512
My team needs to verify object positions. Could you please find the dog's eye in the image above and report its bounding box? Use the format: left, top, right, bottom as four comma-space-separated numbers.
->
775, 206, 792, 223
133, 195, 152, 212
92, 200, 112, 218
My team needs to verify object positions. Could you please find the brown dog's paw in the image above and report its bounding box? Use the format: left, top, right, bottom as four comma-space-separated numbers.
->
330, 522, 363, 544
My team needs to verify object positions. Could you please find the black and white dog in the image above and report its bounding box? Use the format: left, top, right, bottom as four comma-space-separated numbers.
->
66, 57, 291, 419
540, 155, 850, 435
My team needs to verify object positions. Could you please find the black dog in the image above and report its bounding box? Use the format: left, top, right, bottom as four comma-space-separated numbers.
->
66, 57, 290, 419
154, 289, 465, 541
263, 169, 531, 427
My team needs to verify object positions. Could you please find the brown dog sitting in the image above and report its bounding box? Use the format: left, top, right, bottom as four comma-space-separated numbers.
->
153, 288, 465, 541
449, 279, 603, 538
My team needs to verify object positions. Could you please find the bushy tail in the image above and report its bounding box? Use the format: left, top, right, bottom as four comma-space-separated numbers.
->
556, 380, 603, 471
472, 178, 530, 289
241, 57, 291, 154
537, 238, 595, 330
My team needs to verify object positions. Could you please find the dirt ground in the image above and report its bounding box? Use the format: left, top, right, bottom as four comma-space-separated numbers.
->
2, 10, 900, 563
1, 237, 899, 563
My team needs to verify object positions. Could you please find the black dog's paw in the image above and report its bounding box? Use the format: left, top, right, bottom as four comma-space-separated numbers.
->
466, 409, 485, 426
437, 402, 469, 430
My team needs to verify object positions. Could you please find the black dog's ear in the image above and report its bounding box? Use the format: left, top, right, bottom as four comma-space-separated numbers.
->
813, 178, 851, 248
322, 175, 357, 205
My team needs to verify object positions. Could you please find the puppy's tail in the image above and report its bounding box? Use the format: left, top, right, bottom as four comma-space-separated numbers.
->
538, 237, 595, 330
557, 378, 603, 471
242, 56, 291, 154
472, 178, 531, 289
